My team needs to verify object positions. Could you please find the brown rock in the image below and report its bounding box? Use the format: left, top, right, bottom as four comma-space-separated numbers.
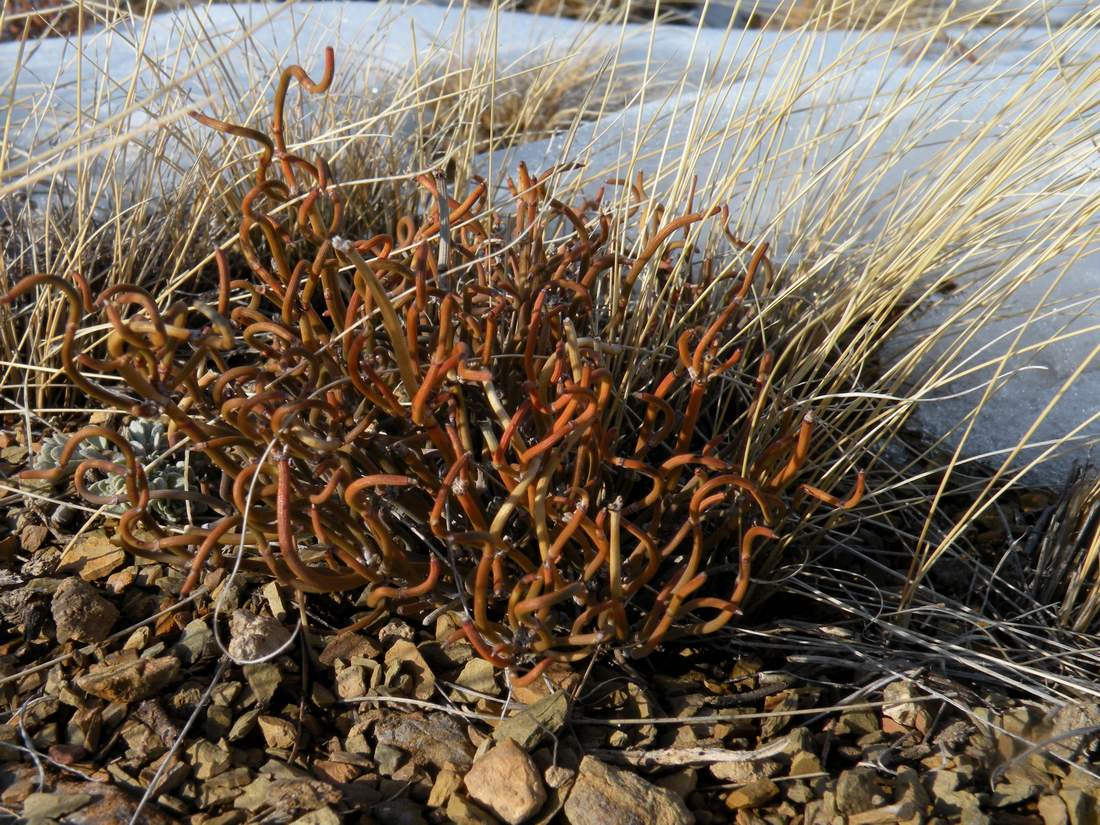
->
724, 779, 779, 810
313, 760, 360, 785
375, 712, 474, 771
849, 802, 917, 825
57, 531, 125, 581
464, 739, 546, 824
428, 768, 464, 807
1059, 790, 1096, 825
318, 632, 381, 667
1039, 795, 1070, 825
494, 692, 569, 750
563, 756, 694, 825
258, 715, 298, 750
384, 640, 435, 700
446, 794, 496, 825
30, 781, 176, 825
76, 655, 180, 703
882, 682, 934, 736
789, 750, 823, 776
51, 577, 118, 644
836, 767, 881, 815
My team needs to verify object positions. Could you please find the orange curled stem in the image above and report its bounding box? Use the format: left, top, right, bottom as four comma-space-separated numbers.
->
507, 658, 552, 688
366, 556, 442, 607
796, 470, 865, 511
463, 619, 511, 668
768, 412, 814, 491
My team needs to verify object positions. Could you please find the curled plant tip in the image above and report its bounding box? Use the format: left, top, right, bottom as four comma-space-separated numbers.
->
7, 48, 863, 674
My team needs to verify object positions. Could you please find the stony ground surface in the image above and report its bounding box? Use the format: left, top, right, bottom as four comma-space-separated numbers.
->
1, 474, 1099, 825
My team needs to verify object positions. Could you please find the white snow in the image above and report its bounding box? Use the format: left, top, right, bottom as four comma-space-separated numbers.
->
4, 0, 1100, 485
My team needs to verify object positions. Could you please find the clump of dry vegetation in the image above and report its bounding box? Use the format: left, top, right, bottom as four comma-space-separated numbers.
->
3, 47, 862, 683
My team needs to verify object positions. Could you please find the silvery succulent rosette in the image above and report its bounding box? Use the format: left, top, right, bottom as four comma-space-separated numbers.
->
33, 419, 205, 523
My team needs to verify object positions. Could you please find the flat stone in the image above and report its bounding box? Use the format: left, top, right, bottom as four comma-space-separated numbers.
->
290, 808, 342, 825
258, 715, 297, 750
724, 779, 780, 810
76, 655, 181, 703
428, 768, 464, 807
375, 712, 474, 771
882, 682, 933, 736
849, 802, 917, 825
1039, 795, 1070, 825
789, 750, 823, 776
22, 791, 93, 819
172, 619, 217, 667
991, 782, 1039, 806
31, 782, 177, 825
563, 756, 694, 825
57, 531, 125, 581
318, 632, 381, 667
464, 739, 546, 824
494, 692, 569, 750
51, 577, 118, 644
711, 758, 783, 783
446, 794, 496, 825
383, 640, 435, 701
836, 767, 881, 815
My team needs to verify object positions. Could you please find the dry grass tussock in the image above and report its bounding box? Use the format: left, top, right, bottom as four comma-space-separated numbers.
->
1, 0, 1100, 705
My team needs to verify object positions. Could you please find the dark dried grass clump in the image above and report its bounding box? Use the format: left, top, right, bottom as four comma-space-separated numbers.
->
3, 49, 861, 682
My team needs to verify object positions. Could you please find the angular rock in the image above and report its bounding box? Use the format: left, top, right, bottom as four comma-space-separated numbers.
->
258, 715, 298, 750
318, 632, 381, 667
76, 655, 180, 703
51, 577, 118, 644
711, 757, 783, 783
789, 750, 823, 776
454, 658, 496, 695
508, 660, 580, 704
429, 768, 464, 807
383, 640, 435, 701
291, 808, 341, 825
563, 756, 694, 825
849, 802, 917, 825
836, 766, 881, 815
1039, 795, 1071, 825
172, 619, 218, 667
57, 531, 126, 581
27, 781, 176, 825
494, 692, 569, 750
882, 681, 933, 736
724, 778, 779, 810
374, 712, 474, 771
228, 609, 291, 662
244, 662, 281, 706
446, 794, 495, 825
22, 791, 93, 819
464, 739, 546, 824
335, 664, 369, 700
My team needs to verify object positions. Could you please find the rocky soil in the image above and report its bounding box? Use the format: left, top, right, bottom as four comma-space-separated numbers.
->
1, 499, 1098, 825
